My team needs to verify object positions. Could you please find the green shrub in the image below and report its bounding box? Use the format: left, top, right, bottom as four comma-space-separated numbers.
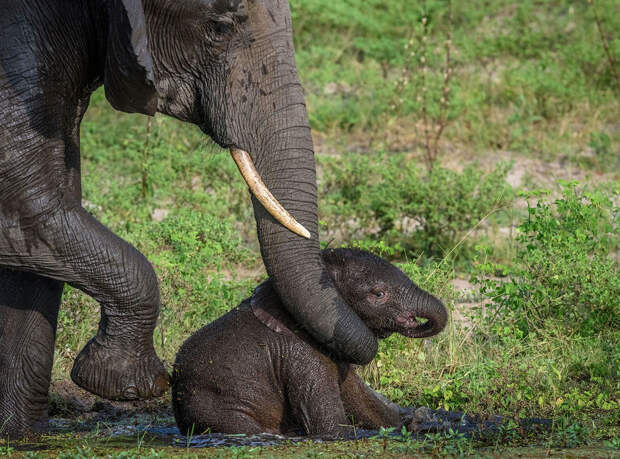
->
475, 181, 619, 336
319, 154, 513, 259
319, 153, 373, 218
144, 208, 249, 271
370, 159, 513, 257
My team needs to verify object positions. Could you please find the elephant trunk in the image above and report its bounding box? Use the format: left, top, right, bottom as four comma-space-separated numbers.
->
178, 2, 380, 364
421, 292, 449, 337
235, 71, 377, 363
142, 0, 377, 362
398, 288, 448, 338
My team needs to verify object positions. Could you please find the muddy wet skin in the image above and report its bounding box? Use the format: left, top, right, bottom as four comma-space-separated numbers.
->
44, 382, 551, 450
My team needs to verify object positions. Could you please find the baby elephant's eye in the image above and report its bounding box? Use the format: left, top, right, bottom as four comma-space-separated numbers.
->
368, 287, 387, 300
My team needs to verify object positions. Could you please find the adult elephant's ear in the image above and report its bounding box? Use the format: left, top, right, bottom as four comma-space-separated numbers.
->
104, 0, 157, 115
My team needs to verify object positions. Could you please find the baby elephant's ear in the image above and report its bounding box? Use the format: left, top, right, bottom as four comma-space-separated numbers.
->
104, 0, 157, 115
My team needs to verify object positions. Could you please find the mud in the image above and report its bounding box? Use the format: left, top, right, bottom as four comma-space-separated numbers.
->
44, 381, 551, 449
48, 381, 173, 430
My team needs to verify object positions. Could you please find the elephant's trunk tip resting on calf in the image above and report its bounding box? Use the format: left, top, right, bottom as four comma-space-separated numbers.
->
172, 248, 448, 437
0, 0, 378, 437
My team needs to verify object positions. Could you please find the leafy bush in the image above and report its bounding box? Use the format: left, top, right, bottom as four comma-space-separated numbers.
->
475, 181, 619, 336
143, 209, 250, 271
369, 159, 513, 257
589, 131, 612, 157
319, 154, 513, 258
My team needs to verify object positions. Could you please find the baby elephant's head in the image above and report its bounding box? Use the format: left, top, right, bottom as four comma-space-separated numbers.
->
322, 249, 448, 339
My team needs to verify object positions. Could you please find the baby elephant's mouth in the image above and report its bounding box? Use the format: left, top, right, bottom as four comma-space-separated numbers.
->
395, 313, 433, 338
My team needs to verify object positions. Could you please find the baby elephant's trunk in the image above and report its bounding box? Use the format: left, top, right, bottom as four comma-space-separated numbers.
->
400, 289, 448, 338
422, 291, 448, 337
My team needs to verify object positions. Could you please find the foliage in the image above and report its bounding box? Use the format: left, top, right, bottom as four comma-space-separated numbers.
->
55, 447, 167, 459
474, 181, 619, 336
549, 418, 590, 449
604, 436, 620, 450
320, 153, 514, 259
369, 160, 513, 257
590, 131, 612, 157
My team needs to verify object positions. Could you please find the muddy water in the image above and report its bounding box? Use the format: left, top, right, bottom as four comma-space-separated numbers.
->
43, 421, 618, 458
45, 406, 551, 449
39, 383, 614, 455
48, 418, 379, 449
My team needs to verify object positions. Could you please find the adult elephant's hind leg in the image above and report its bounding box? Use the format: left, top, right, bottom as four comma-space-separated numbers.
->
0, 269, 63, 438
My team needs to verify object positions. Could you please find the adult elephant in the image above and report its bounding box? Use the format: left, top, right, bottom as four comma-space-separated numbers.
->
0, 0, 377, 436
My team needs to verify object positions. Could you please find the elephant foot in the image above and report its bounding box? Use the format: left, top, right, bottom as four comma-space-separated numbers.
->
71, 337, 169, 400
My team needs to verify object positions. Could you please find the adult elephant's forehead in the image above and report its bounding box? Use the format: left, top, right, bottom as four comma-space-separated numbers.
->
246, 0, 294, 32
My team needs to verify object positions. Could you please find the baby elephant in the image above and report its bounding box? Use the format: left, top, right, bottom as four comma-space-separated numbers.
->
172, 249, 448, 436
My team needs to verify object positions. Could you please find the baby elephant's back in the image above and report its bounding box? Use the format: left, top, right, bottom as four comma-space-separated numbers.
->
173, 302, 258, 385
172, 296, 298, 435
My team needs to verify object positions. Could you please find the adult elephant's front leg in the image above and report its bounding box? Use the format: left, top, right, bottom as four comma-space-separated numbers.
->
0, 269, 63, 438
0, 206, 169, 401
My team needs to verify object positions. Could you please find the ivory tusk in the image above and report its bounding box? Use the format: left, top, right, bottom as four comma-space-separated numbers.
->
230, 148, 312, 239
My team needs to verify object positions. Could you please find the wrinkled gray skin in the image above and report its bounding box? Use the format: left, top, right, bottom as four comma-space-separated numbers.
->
0, 0, 377, 437
173, 249, 448, 436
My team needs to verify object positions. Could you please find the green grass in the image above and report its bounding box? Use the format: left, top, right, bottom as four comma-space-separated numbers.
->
8, 0, 620, 456
292, 0, 619, 165
3, 434, 618, 458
